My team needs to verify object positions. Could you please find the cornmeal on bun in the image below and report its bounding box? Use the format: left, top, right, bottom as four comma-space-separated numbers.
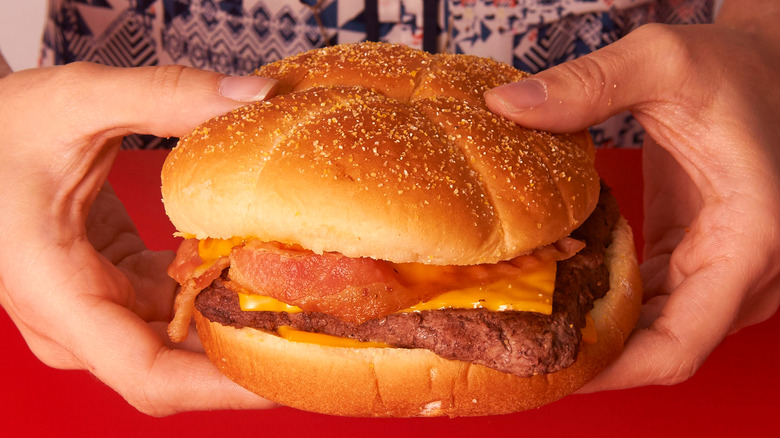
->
162, 42, 642, 417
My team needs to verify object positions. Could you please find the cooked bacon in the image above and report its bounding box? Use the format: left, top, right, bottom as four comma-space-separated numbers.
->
167, 236, 586, 336
508, 237, 586, 271
228, 241, 419, 324
167, 239, 230, 342
227, 238, 585, 324
167, 239, 201, 285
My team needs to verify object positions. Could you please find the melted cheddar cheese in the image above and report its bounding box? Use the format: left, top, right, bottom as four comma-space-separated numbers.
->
196, 237, 598, 347
192, 237, 244, 277
276, 326, 390, 348
399, 262, 555, 314
236, 259, 556, 315
199, 237, 243, 263
239, 293, 302, 313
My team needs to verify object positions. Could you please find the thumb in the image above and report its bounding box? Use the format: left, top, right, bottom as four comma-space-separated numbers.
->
0, 63, 278, 236
69, 63, 279, 139
2, 63, 279, 152
484, 24, 673, 132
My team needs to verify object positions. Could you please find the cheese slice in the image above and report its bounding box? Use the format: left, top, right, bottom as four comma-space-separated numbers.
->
197, 236, 556, 315
276, 325, 390, 348
198, 238, 582, 346
237, 259, 556, 315
239, 293, 302, 313
399, 262, 555, 314
581, 314, 597, 344
232, 259, 601, 347
199, 237, 244, 263
193, 237, 244, 277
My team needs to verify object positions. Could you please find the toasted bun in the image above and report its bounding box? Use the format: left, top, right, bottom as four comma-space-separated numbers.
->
162, 42, 600, 265
193, 216, 642, 417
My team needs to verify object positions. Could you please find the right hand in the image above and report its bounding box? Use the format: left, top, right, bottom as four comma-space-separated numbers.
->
485, 1, 780, 392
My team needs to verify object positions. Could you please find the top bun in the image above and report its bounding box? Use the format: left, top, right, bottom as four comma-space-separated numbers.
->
162, 42, 599, 265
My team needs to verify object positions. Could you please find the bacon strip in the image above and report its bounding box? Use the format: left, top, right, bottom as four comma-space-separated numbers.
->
166, 239, 230, 342
227, 238, 585, 323
228, 241, 421, 324
166, 236, 586, 338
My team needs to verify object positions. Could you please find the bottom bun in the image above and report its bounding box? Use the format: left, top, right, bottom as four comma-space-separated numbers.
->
193, 216, 642, 417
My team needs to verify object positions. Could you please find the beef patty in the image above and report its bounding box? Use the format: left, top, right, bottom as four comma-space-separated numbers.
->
195, 185, 620, 377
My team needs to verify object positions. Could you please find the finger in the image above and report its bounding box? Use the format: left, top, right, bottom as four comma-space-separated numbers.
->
84, 302, 277, 415
641, 139, 702, 261
0, 304, 82, 370
48, 258, 276, 414
4, 63, 278, 144
636, 295, 668, 330
94, 64, 278, 138
484, 24, 689, 132
5, 236, 272, 414
119, 250, 178, 322
150, 321, 205, 353
85, 182, 176, 321
86, 182, 143, 262
579, 266, 740, 392
639, 253, 671, 302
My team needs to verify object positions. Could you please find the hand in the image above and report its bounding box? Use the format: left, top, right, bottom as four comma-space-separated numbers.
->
485, 1, 780, 391
0, 62, 278, 415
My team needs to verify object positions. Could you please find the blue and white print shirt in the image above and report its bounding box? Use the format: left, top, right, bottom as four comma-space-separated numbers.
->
41, 0, 714, 149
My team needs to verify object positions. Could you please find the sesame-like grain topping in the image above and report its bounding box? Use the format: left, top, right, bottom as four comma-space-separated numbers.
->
166, 42, 599, 264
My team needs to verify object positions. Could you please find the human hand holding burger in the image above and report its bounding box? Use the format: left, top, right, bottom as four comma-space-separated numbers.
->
0, 61, 279, 415
161, 42, 643, 417
3, 0, 779, 415
485, 0, 780, 392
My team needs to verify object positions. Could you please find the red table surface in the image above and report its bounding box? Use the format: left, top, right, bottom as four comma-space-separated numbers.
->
2, 149, 778, 437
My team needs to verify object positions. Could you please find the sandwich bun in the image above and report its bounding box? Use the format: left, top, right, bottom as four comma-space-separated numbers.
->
192, 216, 641, 417
162, 42, 642, 417
162, 42, 600, 265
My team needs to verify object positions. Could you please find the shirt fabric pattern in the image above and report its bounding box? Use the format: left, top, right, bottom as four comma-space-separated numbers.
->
41, 0, 714, 149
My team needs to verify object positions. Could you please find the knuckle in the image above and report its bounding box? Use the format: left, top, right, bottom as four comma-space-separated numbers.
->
53, 62, 108, 99
57, 61, 99, 79
662, 355, 704, 386
29, 345, 73, 369
22, 333, 83, 370
149, 64, 191, 105
555, 55, 611, 105
631, 23, 695, 78
122, 349, 180, 417
43, 62, 96, 103
652, 322, 707, 385
125, 387, 173, 417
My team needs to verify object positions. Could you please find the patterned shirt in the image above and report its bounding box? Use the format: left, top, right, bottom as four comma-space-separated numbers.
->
41, 0, 714, 149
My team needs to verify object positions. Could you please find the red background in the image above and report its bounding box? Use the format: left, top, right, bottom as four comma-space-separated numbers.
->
1, 149, 777, 437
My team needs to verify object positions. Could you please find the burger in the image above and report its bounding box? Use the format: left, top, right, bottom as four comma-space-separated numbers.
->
162, 42, 642, 417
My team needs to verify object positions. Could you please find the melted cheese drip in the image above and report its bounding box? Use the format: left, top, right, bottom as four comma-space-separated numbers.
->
276, 326, 390, 348
199, 237, 244, 263
400, 262, 555, 314
198, 238, 592, 347
193, 237, 244, 276
239, 293, 302, 313
237, 260, 556, 315
581, 314, 597, 344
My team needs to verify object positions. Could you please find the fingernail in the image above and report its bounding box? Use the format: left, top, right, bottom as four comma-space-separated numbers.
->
219, 75, 278, 102
486, 79, 548, 113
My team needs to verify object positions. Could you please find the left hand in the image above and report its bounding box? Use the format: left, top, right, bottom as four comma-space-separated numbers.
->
0, 62, 278, 415
485, 1, 780, 391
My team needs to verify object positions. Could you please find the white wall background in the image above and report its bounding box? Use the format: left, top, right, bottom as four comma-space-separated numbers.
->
0, 0, 726, 73
0, 0, 47, 71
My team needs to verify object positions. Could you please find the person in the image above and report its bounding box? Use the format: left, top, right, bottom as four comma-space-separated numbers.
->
0, 0, 778, 415
487, 1, 780, 391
